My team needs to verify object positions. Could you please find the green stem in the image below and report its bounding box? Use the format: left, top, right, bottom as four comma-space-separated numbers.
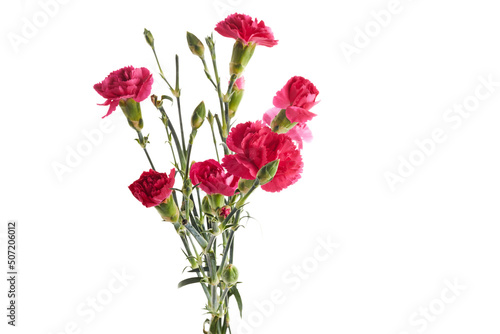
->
137, 131, 155, 171
217, 230, 235, 276
235, 180, 260, 208
158, 106, 186, 170
209, 121, 221, 162
181, 235, 210, 301
201, 57, 217, 89
164, 121, 179, 170
175, 55, 187, 154
206, 37, 227, 140
214, 115, 229, 156
224, 74, 237, 133
151, 48, 174, 92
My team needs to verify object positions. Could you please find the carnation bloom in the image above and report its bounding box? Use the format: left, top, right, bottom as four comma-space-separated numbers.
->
94, 66, 153, 118
263, 107, 312, 149
190, 159, 239, 196
222, 121, 303, 193
129, 169, 176, 208
215, 13, 278, 47
273, 76, 319, 123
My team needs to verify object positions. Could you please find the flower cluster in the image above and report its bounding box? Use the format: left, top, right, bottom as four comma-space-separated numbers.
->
93, 12, 319, 333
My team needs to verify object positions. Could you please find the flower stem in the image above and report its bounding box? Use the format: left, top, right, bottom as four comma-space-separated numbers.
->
174, 55, 187, 155
209, 121, 221, 162
217, 230, 235, 276
137, 131, 155, 171
206, 36, 228, 146
224, 74, 237, 133
201, 57, 217, 89
158, 106, 186, 170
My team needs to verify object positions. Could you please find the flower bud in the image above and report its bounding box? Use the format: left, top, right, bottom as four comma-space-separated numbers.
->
119, 98, 144, 131
218, 205, 231, 219
186, 31, 205, 58
270, 109, 297, 134
228, 77, 245, 119
202, 196, 215, 215
191, 101, 206, 130
230, 40, 256, 78
256, 159, 280, 185
207, 110, 214, 126
144, 28, 154, 48
155, 195, 179, 222
221, 264, 239, 286
237, 178, 254, 194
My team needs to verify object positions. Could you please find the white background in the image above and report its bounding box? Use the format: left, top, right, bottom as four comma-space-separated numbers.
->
1, 0, 500, 333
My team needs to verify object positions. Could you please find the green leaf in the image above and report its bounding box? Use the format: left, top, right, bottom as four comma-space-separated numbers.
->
229, 285, 243, 318
178, 276, 203, 288
209, 316, 219, 334
161, 95, 174, 104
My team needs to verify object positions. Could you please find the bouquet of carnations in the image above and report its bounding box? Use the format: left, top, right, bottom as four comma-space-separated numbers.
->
93, 13, 319, 333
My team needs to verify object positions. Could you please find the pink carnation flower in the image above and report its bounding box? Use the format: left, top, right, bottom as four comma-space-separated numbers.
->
94, 66, 153, 118
215, 13, 278, 47
190, 159, 239, 197
273, 76, 319, 123
222, 121, 303, 193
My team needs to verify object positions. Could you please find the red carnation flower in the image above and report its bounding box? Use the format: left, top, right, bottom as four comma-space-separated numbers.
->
273, 76, 319, 123
215, 13, 278, 47
190, 159, 239, 197
222, 121, 303, 193
128, 169, 176, 208
94, 66, 153, 118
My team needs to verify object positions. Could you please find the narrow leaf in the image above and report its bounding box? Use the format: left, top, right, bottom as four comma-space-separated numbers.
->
229, 286, 243, 317
178, 276, 203, 288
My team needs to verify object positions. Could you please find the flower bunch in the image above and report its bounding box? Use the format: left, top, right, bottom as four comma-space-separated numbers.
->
93, 13, 319, 333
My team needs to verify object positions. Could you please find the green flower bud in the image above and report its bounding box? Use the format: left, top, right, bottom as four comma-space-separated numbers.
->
186, 31, 205, 58
144, 28, 154, 48
207, 110, 214, 126
228, 79, 244, 119
270, 109, 297, 134
119, 98, 144, 131
221, 264, 239, 286
191, 101, 206, 130
237, 178, 255, 194
202, 196, 215, 215
257, 159, 280, 185
229, 40, 256, 78
155, 195, 179, 222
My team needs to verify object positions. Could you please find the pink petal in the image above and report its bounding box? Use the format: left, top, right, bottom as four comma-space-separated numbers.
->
285, 106, 316, 123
